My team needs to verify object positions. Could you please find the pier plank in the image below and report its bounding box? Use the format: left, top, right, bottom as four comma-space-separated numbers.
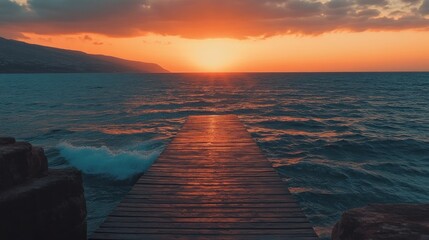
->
90, 115, 318, 239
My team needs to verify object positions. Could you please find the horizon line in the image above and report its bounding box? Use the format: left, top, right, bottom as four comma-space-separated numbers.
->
1, 71, 429, 75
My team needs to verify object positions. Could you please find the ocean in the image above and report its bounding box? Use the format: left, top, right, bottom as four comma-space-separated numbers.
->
1, 72, 428, 239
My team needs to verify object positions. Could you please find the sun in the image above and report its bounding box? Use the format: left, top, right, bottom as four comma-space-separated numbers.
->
189, 39, 240, 72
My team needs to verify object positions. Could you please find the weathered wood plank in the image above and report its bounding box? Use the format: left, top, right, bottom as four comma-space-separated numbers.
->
103, 216, 310, 223
94, 228, 317, 235
91, 233, 319, 240
99, 222, 315, 229
108, 210, 307, 217
90, 115, 317, 240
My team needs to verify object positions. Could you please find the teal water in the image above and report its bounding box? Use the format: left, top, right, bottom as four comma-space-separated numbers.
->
1, 73, 428, 238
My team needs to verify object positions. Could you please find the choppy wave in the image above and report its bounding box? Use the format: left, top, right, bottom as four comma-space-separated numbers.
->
58, 142, 162, 180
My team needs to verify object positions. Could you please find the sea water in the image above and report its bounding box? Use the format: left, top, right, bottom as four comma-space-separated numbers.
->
1, 73, 428, 239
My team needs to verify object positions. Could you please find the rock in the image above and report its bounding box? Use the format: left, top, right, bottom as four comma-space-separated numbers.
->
0, 141, 48, 190
0, 139, 87, 240
332, 204, 429, 240
0, 137, 16, 145
0, 168, 87, 240
30, 146, 48, 177
0, 142, 33, 189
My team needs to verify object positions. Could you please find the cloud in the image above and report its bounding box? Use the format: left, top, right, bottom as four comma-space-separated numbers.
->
356, 0, 389, 6
402, 0, 421, 5
0, 0, 428, 38
0, 0, 28, 21
421, 0, 429, 15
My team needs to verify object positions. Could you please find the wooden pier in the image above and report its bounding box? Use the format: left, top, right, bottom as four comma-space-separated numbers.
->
90, 115, 318, 240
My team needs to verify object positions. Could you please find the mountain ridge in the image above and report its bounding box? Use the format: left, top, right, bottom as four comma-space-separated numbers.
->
0, 37, 169, 73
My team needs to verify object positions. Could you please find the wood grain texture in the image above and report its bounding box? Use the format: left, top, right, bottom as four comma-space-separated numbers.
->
90, 115, 318, 240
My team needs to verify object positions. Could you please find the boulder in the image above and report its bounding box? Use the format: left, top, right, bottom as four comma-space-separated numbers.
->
0, 137, 16, 145
0, 168, 87, 240
332, 204, 429, 240
0, 139, 48, 190
30, 146, 48, 177
0, 138, 87, 240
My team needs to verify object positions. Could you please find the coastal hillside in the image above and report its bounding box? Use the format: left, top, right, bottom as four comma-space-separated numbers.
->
0, 37, 168, 73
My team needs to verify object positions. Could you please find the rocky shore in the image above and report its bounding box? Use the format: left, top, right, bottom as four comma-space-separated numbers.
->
332, 204, 429, 240
0, 137, 87, 240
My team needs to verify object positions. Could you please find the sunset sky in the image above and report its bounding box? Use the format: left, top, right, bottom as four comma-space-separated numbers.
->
1, 0, 429, 72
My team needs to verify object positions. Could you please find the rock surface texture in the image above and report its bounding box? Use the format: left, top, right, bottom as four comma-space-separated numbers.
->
0, 137, 87, 240
332, 204, 429, 240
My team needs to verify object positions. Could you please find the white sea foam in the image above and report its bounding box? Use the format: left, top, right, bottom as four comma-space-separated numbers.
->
58, 142, 161, 180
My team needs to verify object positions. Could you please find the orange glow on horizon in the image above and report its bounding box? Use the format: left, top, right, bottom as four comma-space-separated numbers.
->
18, 31, 429, 72
188, 40, 242, 72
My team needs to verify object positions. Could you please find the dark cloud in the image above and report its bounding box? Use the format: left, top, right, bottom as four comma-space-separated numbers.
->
421, 0, 429, 15
28, 0, 142, 21
402, 0, 421, 4
356, 9, 381, 17
327, 0, 355, 9
356, 0, 389, 6
0, 0, 29, 22
0, 0, 428, 38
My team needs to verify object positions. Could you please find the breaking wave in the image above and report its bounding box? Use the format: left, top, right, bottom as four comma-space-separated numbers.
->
58, 142, 161, 180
